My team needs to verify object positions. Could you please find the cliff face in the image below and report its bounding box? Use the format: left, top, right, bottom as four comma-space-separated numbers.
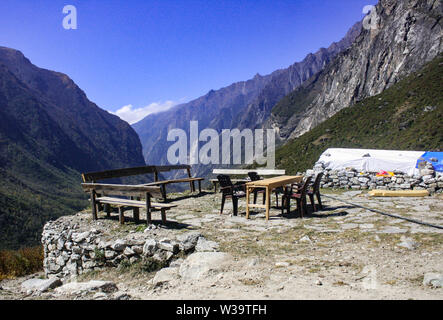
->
270, 0, 443, 140
133, 22, 362, 170
235, 21, 362, 131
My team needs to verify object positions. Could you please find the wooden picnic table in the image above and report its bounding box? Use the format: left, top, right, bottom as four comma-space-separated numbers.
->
246, 175, 303, 221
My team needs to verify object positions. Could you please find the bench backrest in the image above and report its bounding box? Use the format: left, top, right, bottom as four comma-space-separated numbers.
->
81, 183, 163, 199
212, 169, 285, 176
82, 165, 193, 183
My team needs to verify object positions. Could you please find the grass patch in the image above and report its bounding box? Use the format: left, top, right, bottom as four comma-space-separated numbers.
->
0, 246, 43, 280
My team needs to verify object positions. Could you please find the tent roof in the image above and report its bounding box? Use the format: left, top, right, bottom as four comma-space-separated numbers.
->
316, 148, 426, 175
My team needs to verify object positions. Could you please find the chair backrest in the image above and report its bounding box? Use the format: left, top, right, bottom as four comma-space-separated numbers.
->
299, 176, 312, 197
217, 175, 234, 193
312, 173, 323, 193
247, 171, 261, 181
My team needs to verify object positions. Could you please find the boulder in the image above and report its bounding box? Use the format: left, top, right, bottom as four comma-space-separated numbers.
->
195, 237, 219, 252
151, 267, 180, 286
158, 239, 179, 253
55, 280, 118, 295
143, 239, 158, 256
179, 252, 229, 281
21, 278, 62, 293
111, 239, 127, 251
71, 232, 90, 243
177, 232, 202, 251
423, 273, 443, 288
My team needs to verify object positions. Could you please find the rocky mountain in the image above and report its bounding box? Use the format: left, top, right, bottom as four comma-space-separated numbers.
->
133, 21, 362, 172
0, 47, 146, 249
270, 0, 443, 141
0, 47, 146, 172
274, 53, 443, 174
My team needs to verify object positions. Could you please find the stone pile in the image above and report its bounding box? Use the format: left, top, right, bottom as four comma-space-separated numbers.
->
305, 161, 442, 193
42, 218, 206, 280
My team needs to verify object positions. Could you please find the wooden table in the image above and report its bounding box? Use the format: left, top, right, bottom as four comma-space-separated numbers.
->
246, 175, 303, 221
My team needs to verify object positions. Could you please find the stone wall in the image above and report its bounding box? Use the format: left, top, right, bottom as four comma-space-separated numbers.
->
305, 161, 442, 193
41, 217, 214, 280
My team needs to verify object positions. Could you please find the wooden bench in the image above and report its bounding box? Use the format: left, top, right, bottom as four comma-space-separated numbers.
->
81, 183, 176, 225
82, 165, 204, 202
210, 169, 286, 192
144, 165, 204, 201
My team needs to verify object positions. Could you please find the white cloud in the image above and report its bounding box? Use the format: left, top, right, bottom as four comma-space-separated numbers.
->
110, 100, 178, 124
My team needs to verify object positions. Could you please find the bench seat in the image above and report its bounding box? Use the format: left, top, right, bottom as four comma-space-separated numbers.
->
95, 196, 176, 224
95, 197, 176, 209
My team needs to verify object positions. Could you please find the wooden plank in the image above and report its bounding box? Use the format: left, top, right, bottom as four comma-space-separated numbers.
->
154, 165, 190, 172
212, 169, 286, 175
246, 175, 302, 189
144, 177, 204, 185
119, 207, 125, 224
246, 204, 267, 209
95, 197, 176, 209
81, 183, 163, 198
82, 165, 157, 182
91, 190, 97, 220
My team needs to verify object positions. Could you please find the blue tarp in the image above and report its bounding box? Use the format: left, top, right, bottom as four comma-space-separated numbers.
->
416, 152, 443, 172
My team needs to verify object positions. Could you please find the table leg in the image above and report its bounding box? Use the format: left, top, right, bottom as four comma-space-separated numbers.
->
246, 186, 250, 219
265, 187, 270, 221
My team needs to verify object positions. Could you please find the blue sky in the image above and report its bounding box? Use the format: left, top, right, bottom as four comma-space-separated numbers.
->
0, 0, 377, 124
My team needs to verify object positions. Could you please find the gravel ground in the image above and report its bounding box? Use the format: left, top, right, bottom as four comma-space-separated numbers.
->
1, 189, 442, 300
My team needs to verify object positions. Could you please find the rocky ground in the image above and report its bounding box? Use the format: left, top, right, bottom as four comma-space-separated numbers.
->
1, 189, 442, 300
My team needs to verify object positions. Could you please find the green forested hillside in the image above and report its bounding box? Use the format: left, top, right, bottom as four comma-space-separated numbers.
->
275, 54, 443, 173
0, 141, 87, 250
0, 47, 146, 250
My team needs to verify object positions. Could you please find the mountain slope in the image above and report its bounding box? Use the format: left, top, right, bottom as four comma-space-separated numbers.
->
133, 21, 362, 179
274, 54, 443, 173
270, 0, 443, 140
0, 47, 147, 249
0, 47, 146, 172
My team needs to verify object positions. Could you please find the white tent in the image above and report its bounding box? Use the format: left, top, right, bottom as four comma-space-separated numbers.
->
316, 148, 425, 176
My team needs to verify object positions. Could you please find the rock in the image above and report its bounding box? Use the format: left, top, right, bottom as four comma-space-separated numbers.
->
377, 227, 407, 234
179, 252, 230, 281
113, 291, 131, 300
275, 262, 290, 267
111, 239, 127, 251
423, 273, 443, 288
55, 280, 118, 295
105, 250, 117, 259
152, 267, 180, 286
315, 279, 323, 286
298, 235, 312, 243
71, 232, 90, 243
158, 239, 179, 253
177, 232, 202, 251
169, 258, 184, 268
132, 246, 143, 254
21, 278, 62, 293
143, 239, 158, 256
153, 250, 173, 262
93, 292, 108, 300
123, 247, 135, 257
56, 255, 66, 266
397, 237, 418, 250
420, 169, 435, 176
247, 258, 260, 267
195, 237, 219, 252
